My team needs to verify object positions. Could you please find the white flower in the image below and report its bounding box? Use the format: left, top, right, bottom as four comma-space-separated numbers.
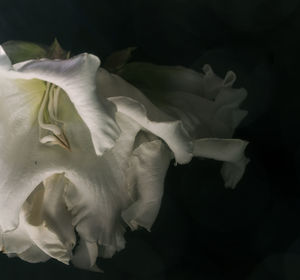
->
0, 43, 249, 271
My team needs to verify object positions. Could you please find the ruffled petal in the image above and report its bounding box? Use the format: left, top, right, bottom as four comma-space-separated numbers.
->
0, 88, 106, 233
63, 154, 128, 260
122, 137, 172, 231
42, 174, 76, 250
97, 68, 193, 164
1, 214, 33, 255
0, 124, 60, 232
1, 188, 51, 263
0, 46, 120, 156
0, 49, 122, 232
115, 63, 249, 186
72, 239, 102, 272
24, 174, 76, 263
119, 63, 247, 139
2, 177, 75, 264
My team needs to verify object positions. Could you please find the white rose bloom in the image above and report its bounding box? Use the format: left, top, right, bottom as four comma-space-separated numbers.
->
0, 43, 249, 271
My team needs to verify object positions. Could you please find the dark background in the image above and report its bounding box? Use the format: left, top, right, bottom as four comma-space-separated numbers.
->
1, 0, 300, 279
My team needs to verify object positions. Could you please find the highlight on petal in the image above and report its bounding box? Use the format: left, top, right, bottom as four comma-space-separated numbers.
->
0, 46, 120, 156
110, 96, 193, 164
0, 46, 12, 70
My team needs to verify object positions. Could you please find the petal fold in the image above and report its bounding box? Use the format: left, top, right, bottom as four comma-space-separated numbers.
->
97, 68, 193, 164
119, 62, 248, 139
1, 47, 120, 156
122, 137, 172, 230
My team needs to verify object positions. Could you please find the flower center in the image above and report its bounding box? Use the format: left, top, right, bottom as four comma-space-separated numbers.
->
38, 82, 71, 151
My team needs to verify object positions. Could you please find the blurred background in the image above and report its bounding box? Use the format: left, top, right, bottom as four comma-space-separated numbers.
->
1, 0, 300, 279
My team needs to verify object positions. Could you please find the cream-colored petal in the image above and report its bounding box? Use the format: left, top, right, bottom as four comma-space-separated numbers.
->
72, 239, 102, 272
0, 46, 12, 70
110, 96, 192, 164
0, 91, 90, 233
1, 216, 33, 255
60, 113, 142, 261
63, 162, 128, 260
42, 174, 76, 249
0, 71, 118, 233
18, 245, 50, 263
122, 138, 172, 231
1, 180, 74, 264
119, 62, 247, 139
97, 68, 193, 164
1, 47, 120, 155
193, 138, 249, 188
20, 175, 76, 264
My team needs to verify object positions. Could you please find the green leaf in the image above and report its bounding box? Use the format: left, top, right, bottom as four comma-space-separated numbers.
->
2, 41, 48, 64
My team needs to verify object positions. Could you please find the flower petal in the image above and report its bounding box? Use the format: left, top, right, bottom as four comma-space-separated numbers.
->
42, 174, 76, 250
72, 239, 102, 272
63, 156, 128, 260
0, 46, 12, 70
1, 215, 33, 255
18, 245, 50, 263
122, 137, 172, 231
0, 67, 119, 233
1, 185, 49, 264
193, 138, 249, 188
2, 178, 75, 264
24, 174, 76, 263
1, 47, 120, 155
0, 87, 109, 232
119, 63, 247, 138
97, 68, 193, 164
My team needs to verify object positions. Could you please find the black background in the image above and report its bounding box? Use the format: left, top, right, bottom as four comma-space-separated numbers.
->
1, 0, 300, 279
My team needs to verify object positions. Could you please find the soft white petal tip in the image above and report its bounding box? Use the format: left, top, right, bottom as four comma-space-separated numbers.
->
202, 64, 212, 74
222, 157, 250, 189
223, 71, 236, 87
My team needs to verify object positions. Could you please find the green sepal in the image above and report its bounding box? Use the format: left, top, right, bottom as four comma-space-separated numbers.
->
2, 40, 48, 64
47, 38, 69, 59
103, 47, 137, 73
